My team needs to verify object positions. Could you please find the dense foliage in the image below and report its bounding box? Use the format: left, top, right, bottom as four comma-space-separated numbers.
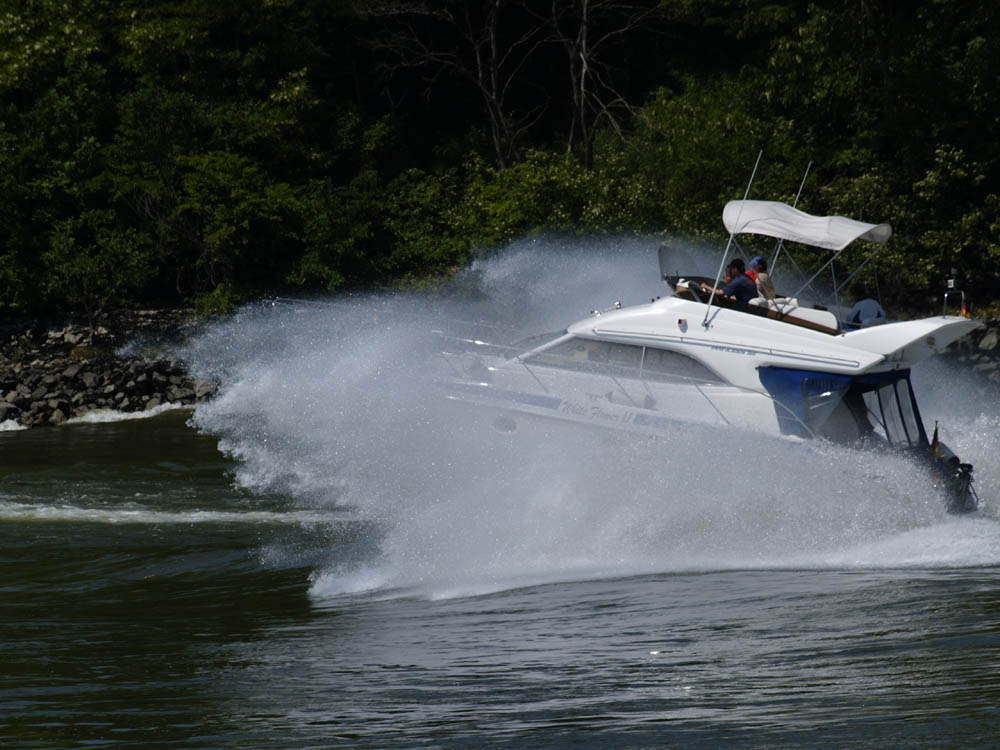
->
2, 0, 999, 317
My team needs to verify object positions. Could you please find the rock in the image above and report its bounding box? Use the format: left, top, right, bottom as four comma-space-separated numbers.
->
70, 344, 107, 360
194, 380, 217, 399
6, 392, 27, 409
1, 309, 214, 428
166, 385, 195, 402
979, 329, 998, 351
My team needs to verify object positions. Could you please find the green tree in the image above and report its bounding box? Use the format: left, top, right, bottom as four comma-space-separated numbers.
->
43, 210, 154, 326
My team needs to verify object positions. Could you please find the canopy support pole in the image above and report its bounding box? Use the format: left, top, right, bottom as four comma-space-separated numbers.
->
770, 161, 812, 272
704, 150, 763, 327
833, 251, 878, 296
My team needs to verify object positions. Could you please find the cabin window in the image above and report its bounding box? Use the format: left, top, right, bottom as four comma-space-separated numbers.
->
525, 338, 641, 376
640, 346, 723, 384
895, 378, 920, 442
862, 378, 923, 447
524, 338, 721, 384
800, 377, 853, 433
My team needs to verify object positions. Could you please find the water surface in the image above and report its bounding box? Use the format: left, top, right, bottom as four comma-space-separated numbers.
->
4, 238, 1000, 747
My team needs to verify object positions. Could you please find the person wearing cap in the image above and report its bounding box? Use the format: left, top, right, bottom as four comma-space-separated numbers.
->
700, 258, 757, 306
749, 256, 776, 300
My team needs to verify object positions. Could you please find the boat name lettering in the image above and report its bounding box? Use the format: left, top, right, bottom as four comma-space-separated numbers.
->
559, 401, 587, 417
589, 406, 633, 424
710, 345, 756, 356
558, 400, 634, 424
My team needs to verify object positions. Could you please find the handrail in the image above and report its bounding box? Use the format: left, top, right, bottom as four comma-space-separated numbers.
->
943, 290, 966, 317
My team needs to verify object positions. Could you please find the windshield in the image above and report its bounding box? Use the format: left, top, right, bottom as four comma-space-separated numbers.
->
523, 336, 722, 384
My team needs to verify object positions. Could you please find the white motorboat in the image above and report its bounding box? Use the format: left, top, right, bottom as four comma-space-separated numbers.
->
435, 199, 983, 513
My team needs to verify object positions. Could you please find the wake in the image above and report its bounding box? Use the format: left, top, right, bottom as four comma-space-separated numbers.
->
177, 236, 1000, 599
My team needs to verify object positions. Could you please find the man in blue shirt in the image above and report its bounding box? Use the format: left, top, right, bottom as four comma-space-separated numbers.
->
700, 258, 757, 306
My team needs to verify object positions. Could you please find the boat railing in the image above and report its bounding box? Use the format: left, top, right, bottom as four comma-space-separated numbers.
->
942, 289, 966, 317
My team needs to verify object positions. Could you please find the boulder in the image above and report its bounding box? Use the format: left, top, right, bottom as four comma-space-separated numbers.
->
166, 385, 195, 402
979, 329, 998, 351
194, 380, 217, 399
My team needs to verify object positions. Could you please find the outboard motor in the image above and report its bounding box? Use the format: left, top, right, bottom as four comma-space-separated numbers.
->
928, 423, 978, 514
937, 458, 978, 514
945, 462, 979, 513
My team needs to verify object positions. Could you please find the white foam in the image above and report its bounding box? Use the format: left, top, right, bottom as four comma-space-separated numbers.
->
0, 419, 27, 431
175, 236, 1000, 601
0, 500, 351, 525
66, 402, 190, 424
819, 515, 1000, 569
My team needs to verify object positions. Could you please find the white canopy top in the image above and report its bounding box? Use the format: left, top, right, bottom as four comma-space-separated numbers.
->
723, 200, 892, 251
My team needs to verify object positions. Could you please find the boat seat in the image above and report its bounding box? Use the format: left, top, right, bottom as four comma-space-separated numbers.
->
750, 297, 840, 331
751, 296, 798, 308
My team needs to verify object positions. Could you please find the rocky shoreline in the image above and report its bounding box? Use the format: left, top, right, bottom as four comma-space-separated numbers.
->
0, 310, 217, 429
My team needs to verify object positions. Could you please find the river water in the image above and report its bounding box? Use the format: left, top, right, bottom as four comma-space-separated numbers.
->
3, 239, 1000, 747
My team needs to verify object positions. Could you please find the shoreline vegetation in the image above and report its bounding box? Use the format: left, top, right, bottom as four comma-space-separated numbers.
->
2, 306, 1000, 431
4, 2, 1000, 322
